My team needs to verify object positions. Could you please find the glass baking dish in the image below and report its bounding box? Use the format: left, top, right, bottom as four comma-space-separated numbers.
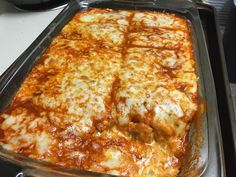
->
0, 0, 225, 176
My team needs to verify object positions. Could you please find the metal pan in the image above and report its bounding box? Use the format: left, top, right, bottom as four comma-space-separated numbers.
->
197, 3, 236, 176
0, 0, 225, 176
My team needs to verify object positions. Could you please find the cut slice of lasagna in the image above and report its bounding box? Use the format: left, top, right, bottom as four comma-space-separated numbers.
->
0, 8, 198, 177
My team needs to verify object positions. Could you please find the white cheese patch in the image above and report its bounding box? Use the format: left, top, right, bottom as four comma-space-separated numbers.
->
133, 12, 188, 30
79, 10, 131, 24
62, 22, 125, 48
36, 132, 51, 154
129, 30, 187, 49
100, 149, 122, 169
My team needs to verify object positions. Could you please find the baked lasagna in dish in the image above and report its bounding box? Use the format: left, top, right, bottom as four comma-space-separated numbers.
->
0, 8, 198, 177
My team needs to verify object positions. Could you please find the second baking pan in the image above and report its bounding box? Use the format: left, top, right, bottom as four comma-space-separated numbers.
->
197, 3, 236, 176
0, 0, 225, 176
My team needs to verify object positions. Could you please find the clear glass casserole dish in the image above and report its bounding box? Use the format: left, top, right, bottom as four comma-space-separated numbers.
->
0, 0, 225, 176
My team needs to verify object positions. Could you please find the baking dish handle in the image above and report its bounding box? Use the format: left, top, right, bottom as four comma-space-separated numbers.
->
79, 0, 158, 6
15, 166, 116, 176
15, 169, 45, 177
79, 0, 196, 10
15, 172, 23, 177
15, 168, 67, 177
112, 0, 158, 4
15, 168, 95, 177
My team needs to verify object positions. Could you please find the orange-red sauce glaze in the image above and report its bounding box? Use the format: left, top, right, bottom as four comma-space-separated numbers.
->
0, 9, 198, 177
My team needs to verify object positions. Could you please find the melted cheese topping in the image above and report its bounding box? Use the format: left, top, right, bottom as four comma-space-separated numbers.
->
0, 9, 198, 177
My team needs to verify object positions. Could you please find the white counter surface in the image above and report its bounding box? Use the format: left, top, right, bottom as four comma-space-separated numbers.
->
0, 1, 62, 75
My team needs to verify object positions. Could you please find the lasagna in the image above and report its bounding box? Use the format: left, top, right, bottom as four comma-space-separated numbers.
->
0, 8, 198, 177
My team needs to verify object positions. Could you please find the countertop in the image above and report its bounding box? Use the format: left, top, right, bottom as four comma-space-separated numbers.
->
0, 0, 61, 75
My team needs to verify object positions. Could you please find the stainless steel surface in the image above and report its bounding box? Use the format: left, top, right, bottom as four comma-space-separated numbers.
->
230, 84, 236, 119
201, 0, 234, 32
200, 0, 236, 142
